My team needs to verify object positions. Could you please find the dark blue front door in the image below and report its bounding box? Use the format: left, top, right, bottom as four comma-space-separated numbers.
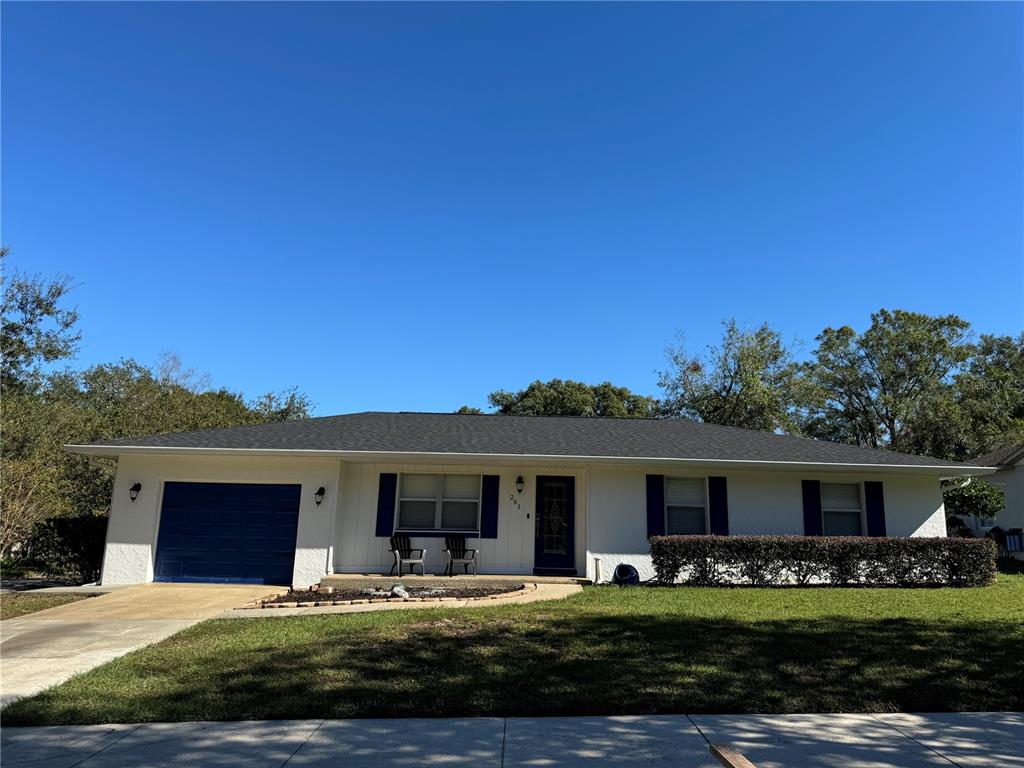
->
154, 482, 300, 585
534, 476, 575, 575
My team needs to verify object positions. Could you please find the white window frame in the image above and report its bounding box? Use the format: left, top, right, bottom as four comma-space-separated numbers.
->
820, 482, 866, 537
395, 473, 482, 532
664, 476, 709, 536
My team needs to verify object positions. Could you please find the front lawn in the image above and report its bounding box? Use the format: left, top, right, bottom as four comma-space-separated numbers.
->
4, 575, 1022, 724
0, 592, 94, 620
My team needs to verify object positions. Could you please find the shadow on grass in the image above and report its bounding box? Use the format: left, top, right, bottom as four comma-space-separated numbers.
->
4, 611, 1022, 725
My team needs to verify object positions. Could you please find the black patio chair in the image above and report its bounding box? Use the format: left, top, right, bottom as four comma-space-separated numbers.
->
389, 534, 426, 576
443, 534, 478, 576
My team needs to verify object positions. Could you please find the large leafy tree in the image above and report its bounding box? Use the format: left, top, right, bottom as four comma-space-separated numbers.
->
658, 320, 805, 433
485, 379, 657, 418
951, 333, 1024, 457
799, 310, 972, 453
1, 247, 80, 393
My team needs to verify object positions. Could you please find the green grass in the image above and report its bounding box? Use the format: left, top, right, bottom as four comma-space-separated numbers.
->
0, 592, 93, 620
4, 575, 1023, 725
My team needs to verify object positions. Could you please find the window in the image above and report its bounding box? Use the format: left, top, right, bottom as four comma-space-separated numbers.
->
665, 477, 707, 535
397, 473, 481, 531
821, 483, 863, 536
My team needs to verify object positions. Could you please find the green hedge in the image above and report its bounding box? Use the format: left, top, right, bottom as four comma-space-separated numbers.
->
648, 535, 997, 587
30, 515, 108, 583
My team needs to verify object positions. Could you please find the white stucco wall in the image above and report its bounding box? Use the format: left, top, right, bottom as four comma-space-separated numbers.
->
584, 467, 947, 582
100, 454, 340, 588
334, 462, 588, 575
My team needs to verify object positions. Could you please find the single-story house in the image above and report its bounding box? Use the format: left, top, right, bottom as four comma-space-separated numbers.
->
967, 444, 1024, 557
67, 412, 996, 588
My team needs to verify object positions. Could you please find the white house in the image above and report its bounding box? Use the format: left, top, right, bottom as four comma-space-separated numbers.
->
67, 412, 996, 588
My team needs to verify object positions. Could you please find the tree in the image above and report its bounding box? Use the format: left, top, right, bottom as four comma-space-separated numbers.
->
952, 334, 1024, 457
0, 456, 58, 556
943, 480, 1005, 522
487, 379, 657, 417
249, 386, 313, 422
658, 320, 805, 432
1, 247, 80, 393
454, 405, 483, 414
799, 310, 972, 453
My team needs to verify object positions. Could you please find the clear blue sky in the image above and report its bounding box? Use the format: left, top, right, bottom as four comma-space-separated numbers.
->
3, 2, 1021, 415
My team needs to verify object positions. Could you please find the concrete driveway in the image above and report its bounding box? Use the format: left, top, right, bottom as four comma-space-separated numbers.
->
2, 713, 1021, 767
0, 583, 278, 705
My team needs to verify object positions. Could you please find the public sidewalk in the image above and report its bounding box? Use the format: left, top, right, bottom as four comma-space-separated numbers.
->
2, 712, 1021, 767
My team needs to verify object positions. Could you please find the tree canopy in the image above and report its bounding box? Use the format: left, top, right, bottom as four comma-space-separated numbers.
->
942, 480, 1005, 522
484, 379, 658, 418
658, 321, 805, 433
1, 247, 80, 394
798, 310, 972, 454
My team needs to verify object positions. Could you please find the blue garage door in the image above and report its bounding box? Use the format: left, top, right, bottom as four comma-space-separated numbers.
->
154, 482, 300, 585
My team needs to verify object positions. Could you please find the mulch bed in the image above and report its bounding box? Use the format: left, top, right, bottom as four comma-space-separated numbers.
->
258, 583, 526, 607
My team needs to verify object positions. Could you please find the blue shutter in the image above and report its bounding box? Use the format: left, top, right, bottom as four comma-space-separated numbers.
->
802, 480, 823, 536
708, 476, 729, 535
646, 475, 665, 538
864, 481, 886, 536
375, 473, 397, 537
480, 475, 500, 538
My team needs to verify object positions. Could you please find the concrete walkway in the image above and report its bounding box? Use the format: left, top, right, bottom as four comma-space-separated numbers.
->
222, 582, 582, 618
2, 713, 1020, 767
0, 583, 277, 705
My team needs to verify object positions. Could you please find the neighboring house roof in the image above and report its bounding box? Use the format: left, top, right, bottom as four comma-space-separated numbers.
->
67, 411, 990, 473
970, 443, 1024, 468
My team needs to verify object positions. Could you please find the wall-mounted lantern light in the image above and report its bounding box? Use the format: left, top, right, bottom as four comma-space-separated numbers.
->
129, 482, 142, 502
515, 476, 525, 494
314, 486, 326, 506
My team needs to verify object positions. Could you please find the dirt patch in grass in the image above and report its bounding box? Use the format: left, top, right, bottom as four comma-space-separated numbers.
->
263, 584, 524, 604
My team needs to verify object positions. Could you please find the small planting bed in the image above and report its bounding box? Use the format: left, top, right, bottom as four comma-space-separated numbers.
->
249, 582, 530, 609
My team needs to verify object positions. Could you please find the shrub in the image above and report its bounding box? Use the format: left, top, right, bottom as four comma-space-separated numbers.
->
648, 535, 997, 587
30, 515, 108, 583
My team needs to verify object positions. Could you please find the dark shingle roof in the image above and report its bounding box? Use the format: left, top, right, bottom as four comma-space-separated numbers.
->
76, 411, 970, 468
970, 444, 1024, 468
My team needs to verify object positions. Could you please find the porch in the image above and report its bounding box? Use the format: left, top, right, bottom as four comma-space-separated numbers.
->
319, 573, 591, 590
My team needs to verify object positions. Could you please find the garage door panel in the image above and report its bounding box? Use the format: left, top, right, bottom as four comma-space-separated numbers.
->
155, 482, 300, 585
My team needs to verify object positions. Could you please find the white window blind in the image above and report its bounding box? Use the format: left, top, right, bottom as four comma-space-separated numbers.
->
666, 477, 706, 506
401, 474, 438, 499
665, 477, 706, 535
821, 482, 862, 536
821, 483, 861, 511
443, 475, 480, 500
667, 507, 706, 535
398, 473, 481, 531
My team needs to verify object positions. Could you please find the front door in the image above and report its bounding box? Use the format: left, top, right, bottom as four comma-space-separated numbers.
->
534, 476, 575, 575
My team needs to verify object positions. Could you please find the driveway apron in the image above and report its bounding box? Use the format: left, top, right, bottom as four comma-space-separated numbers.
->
0, 583, 278, 705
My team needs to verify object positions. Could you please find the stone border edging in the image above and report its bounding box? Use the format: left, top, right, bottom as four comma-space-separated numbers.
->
238, 583, 538, 610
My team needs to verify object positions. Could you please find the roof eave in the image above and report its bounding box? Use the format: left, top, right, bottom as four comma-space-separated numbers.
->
63, 444, 995, 477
